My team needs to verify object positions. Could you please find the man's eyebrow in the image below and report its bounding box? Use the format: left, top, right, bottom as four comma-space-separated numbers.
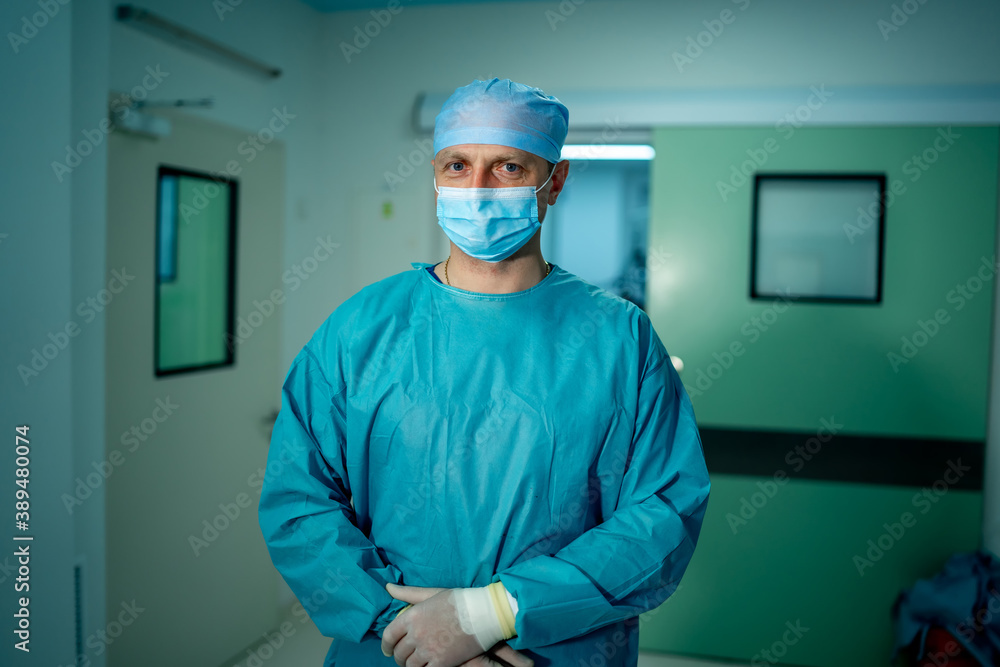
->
439, 150, 530, 163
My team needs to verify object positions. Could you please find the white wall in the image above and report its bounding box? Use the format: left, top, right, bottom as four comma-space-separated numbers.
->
71, 2, 111, 665
0, 1, 77, 664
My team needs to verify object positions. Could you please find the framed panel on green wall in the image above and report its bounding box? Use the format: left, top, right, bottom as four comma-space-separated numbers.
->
751, 173, 886, 304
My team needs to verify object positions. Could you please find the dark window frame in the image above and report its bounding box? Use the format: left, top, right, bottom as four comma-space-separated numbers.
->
749, 172, 887, 305
153, 164, 239, 377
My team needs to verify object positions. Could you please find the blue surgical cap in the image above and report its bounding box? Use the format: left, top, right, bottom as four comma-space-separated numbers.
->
433, 78, 569, 164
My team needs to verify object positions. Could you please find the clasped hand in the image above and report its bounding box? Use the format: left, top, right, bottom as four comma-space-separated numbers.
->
381, 584, 533, 667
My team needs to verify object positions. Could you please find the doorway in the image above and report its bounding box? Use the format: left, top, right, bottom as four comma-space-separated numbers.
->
104, 101, 285, 667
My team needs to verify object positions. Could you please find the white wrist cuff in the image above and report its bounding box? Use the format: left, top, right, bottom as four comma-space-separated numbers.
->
453, 587, 506, 652
505, 588, 519, 618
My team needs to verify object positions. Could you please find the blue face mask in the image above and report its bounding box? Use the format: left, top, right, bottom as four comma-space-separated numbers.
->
434, 166, 555, 262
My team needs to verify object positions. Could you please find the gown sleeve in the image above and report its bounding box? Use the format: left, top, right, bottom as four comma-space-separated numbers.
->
258, 344, 408, 642
492, 321, 711, 649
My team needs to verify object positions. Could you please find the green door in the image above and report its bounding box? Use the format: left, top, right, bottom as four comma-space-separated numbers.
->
637, 126, 998, 667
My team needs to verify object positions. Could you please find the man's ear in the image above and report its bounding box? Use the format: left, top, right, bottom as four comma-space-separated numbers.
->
547, 160, 570, 206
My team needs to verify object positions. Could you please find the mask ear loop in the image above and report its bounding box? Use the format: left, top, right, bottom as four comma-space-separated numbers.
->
534, 163, 557, 194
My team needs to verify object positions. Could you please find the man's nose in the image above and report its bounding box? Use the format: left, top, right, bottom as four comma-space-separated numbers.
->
471, 167, 491, 188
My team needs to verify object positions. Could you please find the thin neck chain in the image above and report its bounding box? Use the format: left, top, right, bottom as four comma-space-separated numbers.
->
444, 256, 550, 287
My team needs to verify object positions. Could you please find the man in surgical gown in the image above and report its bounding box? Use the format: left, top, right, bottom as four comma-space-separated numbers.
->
258, 78, 711, 667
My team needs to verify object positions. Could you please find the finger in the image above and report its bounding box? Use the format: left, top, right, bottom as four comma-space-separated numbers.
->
385, 583, 447, 604
480, 653, 511, 667
392, 636, 417, 667
381, 617, 405, 657
491, 644, 534, 667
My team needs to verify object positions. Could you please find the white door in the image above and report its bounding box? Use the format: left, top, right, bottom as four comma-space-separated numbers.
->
105, 102, 283, 666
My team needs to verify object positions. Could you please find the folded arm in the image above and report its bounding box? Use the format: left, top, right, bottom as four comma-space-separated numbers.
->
495, 336, 711, 649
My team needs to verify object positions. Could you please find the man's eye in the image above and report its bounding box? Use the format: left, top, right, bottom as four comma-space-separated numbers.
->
501, 163, 521, 173
447, 163, 464, 172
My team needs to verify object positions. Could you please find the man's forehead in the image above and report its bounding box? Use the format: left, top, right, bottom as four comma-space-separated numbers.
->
436, 144, 541, 162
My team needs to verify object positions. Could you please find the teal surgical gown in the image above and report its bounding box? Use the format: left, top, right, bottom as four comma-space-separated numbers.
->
258, 261, 710, 667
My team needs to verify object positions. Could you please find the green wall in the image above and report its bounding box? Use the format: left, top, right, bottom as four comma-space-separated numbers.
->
638, 127, 998, 666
